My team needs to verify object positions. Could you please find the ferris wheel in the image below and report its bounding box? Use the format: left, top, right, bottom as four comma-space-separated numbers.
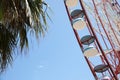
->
64, 0, 120, 79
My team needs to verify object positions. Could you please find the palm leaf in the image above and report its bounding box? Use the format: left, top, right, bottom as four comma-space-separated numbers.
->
0, 0, 50, 72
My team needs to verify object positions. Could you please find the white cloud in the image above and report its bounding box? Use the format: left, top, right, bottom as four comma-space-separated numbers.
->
37, 65, 44, 69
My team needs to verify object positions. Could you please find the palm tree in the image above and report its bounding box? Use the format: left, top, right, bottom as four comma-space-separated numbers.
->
0, 0, 50, 72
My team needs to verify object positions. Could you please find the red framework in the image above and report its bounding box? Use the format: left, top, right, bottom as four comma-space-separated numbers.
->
64, 0, 120, 79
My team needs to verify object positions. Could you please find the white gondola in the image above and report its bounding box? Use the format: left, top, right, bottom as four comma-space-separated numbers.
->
72, 18, 86, 30
83, 46, 112, 58
83, 46, 98, 58
71, 9, 86, 30
65, 0, 78, 7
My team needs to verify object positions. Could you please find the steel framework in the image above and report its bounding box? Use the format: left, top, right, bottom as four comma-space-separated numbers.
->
64, 0, 120, 79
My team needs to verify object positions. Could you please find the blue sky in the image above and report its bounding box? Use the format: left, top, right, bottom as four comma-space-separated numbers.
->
1, 0, 120, 80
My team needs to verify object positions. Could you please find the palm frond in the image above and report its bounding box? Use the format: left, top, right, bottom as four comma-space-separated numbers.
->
0, 0, 50, 72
